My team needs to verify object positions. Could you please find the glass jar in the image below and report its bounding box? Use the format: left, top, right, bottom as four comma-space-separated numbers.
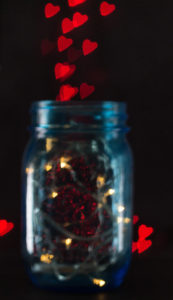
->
21, 101, 133, 291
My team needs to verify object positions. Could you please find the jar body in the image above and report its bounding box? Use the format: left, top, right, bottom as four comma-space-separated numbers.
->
21, 101, 133, 291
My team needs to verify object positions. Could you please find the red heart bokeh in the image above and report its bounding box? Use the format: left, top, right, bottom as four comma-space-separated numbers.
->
137, 239, 152, 254
132, 218, 153, 254
54, 63, 76, 80
138, 224, 154, 241
62, 18, 74, 34
82, 39, 98, 56
132, 241, 138, 253
80, 83, 95, 99
44, 3, 60, 18
73, 12, 88, 28
68, 0, 86, 7
0, 220, 14, 237
62, 13, 88, 34
100, 1, 116, 17
133, 215, 139, 224
59, 84, 78, 101
57, 36, 73, 52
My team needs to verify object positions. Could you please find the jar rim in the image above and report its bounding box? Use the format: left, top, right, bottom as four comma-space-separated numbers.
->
31, 100, 126, 112
30, 100, 128, 133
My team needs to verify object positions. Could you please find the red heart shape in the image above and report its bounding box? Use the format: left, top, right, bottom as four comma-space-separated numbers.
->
80, 83, 95, 99
44, 3, 60, 18
62, 18, 74, 34
137, 239, 152, 254
132, 241, 138, 253
54, 63, 76, 80
138, 224, 154, 241
133, 215, 139, 224
59, 84, 78, 101
73, 12, 88, 28
68, 0, 86, 7
57, 36, 73, 52
100, 1, 116, 16
0, 220, 14, 237
67, 47, 82, 62
41, 39, 56, 56
0, 220, 7, 234
82, 39, 98, 56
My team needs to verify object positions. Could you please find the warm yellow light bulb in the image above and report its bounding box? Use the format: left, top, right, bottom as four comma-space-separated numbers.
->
45, 164, 52, 172
40, 254, 54, 264
65, 238, 72, 246
97, 176, 105, 188
118, 205, 125, 213
61, 162, 66, 168
102, 188, 115, 204
51, 192, 58, 198
117, 216, 123, 223
124, 217, 131, 224
60, 157, 72, 169
46, 138, 58, 152
108, 189, 115, 195
63, 238, 72, 250
93, 278, 106, 287
26, 167, 34, 174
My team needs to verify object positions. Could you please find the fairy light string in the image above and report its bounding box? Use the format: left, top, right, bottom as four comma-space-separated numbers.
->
29, 136, 132, 281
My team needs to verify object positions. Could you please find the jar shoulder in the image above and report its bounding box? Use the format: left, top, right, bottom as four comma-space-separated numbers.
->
109, 137, 133, 155
22, 135, 133, 169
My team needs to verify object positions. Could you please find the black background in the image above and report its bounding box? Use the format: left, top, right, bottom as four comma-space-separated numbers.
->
0, 0, 173, 298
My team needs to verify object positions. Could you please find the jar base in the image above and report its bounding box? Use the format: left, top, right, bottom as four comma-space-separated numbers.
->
26, 259, 131, 292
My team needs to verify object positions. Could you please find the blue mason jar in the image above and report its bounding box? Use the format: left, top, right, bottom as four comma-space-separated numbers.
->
21, 101, 133, 291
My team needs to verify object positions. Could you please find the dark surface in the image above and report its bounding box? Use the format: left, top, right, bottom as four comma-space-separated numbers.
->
0, 249, 173, 299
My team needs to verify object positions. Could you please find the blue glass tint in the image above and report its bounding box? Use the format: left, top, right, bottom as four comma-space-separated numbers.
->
22, 101, 133, 291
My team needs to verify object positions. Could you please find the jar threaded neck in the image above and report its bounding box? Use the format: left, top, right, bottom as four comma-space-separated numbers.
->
31, 101, 128, 132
